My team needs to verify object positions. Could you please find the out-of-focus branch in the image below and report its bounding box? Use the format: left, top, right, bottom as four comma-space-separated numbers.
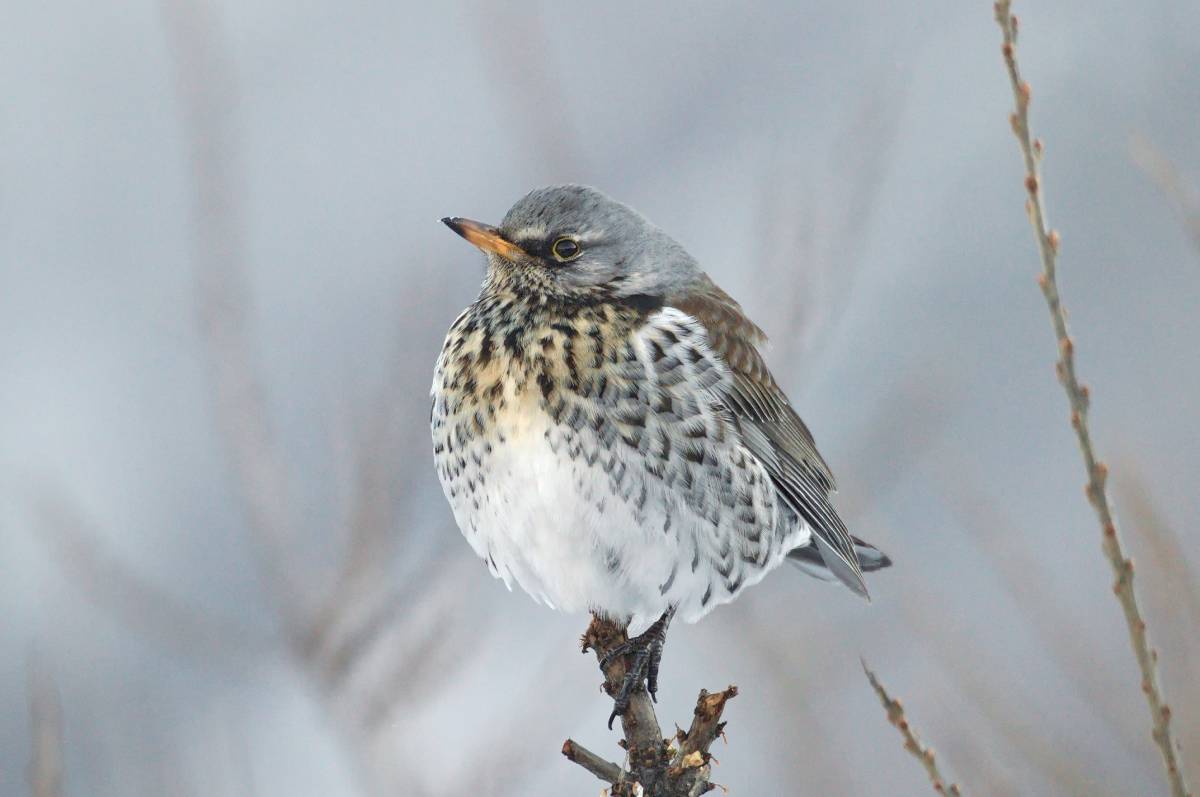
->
33, 489, 263, 660
1115, 465, 1200, 646
569, 615, 736, 795
1114, 463, 1200, 765
863, 660, 964, 797
471, 3, 586, 179
27, 655, 63, 797
307, 388, 417, 656
993, 5, 1191, 795
933, 457, 1153, 763
160, 0, 305, 634
758, 79, 903, 372
899, 587, 1121, 797
157, 6, 482, 793
1130, 134, 1200, 254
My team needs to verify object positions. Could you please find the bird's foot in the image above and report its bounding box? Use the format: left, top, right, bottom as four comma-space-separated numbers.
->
599, 609, 674, 729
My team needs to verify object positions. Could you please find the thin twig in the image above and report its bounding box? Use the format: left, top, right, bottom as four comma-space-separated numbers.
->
993, 5, 1191, 796
863, 660, 963, 797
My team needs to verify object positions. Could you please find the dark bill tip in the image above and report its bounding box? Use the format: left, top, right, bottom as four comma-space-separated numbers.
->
441, 216, 523, 259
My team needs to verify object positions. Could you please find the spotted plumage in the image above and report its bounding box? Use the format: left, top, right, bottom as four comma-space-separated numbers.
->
433, 186, 890, 644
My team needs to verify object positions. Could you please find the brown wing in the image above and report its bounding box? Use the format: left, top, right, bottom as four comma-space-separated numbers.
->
673, 277, 868, 597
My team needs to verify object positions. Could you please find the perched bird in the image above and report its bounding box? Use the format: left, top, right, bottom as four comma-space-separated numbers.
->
432, 185, 890, 723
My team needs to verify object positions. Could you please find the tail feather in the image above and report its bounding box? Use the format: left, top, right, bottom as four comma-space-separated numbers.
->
787, 536, 891, 593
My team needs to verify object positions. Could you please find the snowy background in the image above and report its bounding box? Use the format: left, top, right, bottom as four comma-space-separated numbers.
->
3, 1, 1199, 794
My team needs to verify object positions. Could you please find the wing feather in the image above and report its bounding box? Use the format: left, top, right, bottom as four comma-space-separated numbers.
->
673, 278, 868, 597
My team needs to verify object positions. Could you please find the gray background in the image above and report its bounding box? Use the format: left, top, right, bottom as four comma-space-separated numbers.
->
3, 1, 1199, 794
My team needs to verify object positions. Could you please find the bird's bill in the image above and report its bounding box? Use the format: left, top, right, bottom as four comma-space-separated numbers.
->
441, 217, 524, 259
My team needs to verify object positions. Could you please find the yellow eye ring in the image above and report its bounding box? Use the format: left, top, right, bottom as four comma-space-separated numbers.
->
551, 236, 582, 262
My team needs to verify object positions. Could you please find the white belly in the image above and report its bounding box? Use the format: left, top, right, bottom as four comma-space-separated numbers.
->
440, 413, 803, 629
449, 410, 686, 626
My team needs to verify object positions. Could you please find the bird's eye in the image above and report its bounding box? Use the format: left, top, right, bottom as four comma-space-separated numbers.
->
551, 237, 582, 262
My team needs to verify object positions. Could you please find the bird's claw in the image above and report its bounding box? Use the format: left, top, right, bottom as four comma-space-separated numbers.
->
599, 610, 672, 729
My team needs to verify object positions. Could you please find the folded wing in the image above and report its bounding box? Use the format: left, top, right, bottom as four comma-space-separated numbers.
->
673, 278, 869, 597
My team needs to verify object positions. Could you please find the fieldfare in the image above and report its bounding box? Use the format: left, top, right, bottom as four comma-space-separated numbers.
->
432, 185, 890, 724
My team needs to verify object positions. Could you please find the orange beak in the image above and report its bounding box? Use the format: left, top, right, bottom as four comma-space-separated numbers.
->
441, 217, 525, 260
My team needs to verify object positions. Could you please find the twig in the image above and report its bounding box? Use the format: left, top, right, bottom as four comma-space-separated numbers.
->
862, 660, 963, 797
561, 739, 623, 785
572, 615, 737, 795
993, 5, 1192, 796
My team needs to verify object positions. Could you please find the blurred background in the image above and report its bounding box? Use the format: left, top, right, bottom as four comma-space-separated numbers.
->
3, 1, 1199, 794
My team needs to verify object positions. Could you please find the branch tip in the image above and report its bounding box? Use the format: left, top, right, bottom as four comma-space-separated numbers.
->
993, 4, 1191, 795
862, 660, 964, 796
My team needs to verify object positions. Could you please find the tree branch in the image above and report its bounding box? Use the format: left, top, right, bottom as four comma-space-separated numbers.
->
667, 685, 738, 796
566, 615, 737, 795
561, 739, 623, 785
863, 660, 963, 797
993, 5, 1192, 796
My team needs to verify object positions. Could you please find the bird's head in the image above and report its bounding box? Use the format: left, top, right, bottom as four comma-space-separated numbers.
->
443, 185, 701, 304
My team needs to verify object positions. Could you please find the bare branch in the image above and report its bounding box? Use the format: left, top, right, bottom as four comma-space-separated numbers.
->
668, 686, 739, 796
583, 616, 666, 780
862, 660, 964, 797
561, 739, 623, 785
573, 615, 738, 795
993, 4, 1192, 794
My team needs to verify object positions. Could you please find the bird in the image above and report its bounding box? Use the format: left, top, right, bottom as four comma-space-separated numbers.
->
431, 185, 890, 725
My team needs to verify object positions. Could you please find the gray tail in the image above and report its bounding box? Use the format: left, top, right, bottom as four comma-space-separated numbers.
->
787, 536, 892, 596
